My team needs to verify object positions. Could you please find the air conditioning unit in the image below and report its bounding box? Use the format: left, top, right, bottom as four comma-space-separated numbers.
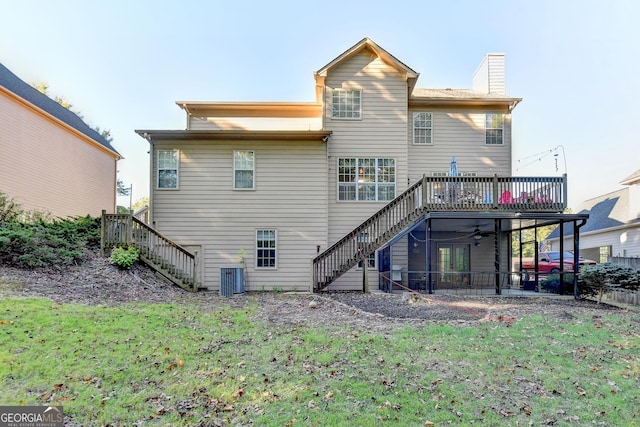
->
220, 267, 245, 297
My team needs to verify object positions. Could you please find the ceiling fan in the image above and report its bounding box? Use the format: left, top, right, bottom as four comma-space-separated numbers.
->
471, 227, 493, 240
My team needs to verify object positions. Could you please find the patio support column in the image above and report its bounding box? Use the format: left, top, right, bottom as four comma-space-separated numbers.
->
494, 219, 502, 295
427, 218, 433, 294
573, 220, 581, 300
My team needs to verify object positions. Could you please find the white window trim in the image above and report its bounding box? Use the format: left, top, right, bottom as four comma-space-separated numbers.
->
157, 149, 179, 190
233, 150, 255, 190
485, 113, 504, 145
256, 229, 277, 269
413, 112, 433, 145
337, 158, 396, 202
331, 89, 362, 120
356, 233, 375, 270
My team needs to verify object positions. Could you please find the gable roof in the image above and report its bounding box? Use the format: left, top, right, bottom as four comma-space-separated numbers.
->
547, 187, 639, 238
0, 62, 120, 158
314, 37, 419, 93
620, 168, 640, 186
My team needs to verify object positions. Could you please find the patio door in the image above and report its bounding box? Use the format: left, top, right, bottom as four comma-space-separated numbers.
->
437, 244, 470, 286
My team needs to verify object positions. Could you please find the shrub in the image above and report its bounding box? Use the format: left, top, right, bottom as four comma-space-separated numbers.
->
109, 246, 139, 270
578, 263, 640, 303
0, 192, 22, 223
540, 273, 576, 295
0, 215, 100, 269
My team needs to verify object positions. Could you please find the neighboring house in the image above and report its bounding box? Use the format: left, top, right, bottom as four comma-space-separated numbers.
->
134, 38, 588, 293
0, 62, 121, 217
547, 168, 640, 261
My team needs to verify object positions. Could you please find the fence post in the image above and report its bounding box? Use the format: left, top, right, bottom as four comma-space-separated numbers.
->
100, 210, 106, 257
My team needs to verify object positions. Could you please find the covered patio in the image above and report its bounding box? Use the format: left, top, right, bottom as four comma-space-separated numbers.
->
375, 211, 590, 297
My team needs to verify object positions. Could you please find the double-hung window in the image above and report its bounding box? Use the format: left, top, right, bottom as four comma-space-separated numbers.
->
331, 89, 361, 119
157, 149, 178, 189
256, 229, 277, 268
413, 112, 432, 144
485, 114, 504, 145
338, 158, 395, 201
234, 150, 255, 189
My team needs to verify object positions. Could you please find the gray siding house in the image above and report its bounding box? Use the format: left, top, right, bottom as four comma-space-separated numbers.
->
547, 169, 640, 261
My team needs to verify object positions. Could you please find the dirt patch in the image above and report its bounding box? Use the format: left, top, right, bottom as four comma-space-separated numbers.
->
0, 248, 631, 331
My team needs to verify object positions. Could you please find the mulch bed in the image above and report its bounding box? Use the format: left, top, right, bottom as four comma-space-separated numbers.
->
0, 248, 632, 331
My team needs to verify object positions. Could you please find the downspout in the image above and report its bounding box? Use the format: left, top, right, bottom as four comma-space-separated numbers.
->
574, 219, 588, 300
143, 133, 154, 226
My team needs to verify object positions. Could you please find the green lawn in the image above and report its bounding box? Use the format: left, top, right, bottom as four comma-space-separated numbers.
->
1, 297, 639, 426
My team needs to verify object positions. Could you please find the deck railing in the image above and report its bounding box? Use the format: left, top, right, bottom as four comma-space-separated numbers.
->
101, 212, 198, 291
312, 174, 567, 291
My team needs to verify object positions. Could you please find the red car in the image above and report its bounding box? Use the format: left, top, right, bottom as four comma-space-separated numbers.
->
519, 251, 597, 276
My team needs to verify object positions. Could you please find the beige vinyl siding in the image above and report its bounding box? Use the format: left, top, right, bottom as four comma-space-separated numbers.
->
472, 53, 505, 95
407, 110, 512, 183
322, 50, 410, 288
150, 140, 327, 291
0, 91, 117, 217
188, 116, 323, 131
487, 54, 506, 95
560, 228, 640, 259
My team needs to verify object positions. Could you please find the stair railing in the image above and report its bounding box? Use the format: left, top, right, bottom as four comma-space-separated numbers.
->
101, 211, 198, 291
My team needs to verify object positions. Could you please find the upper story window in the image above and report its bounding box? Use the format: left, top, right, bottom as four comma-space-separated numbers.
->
157, 149, 179, 189
338, 158, 395, 201
256, 229, 277, 269
485, 113, 504, 145
331, 89, 361, 119
234, 150, 255, 190
413, 112, 432, 144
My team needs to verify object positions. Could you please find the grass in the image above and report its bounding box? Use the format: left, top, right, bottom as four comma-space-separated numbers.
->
1, 297, 639, 426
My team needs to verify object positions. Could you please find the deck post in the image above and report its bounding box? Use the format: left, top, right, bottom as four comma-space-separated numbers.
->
562, 173, 568, 210
494, 219, 501, 295
421, 174, 427, 208
127, 213, 133, 246
362, 253, 369, 293
193, 249, 199, 291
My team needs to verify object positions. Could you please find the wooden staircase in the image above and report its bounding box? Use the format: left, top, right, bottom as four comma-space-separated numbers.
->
312, 178, 426, 291
312, 173, 567, 291
101, 212, 199, 291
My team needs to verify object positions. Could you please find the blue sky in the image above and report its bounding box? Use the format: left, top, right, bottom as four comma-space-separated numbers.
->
2, 0, 638, 209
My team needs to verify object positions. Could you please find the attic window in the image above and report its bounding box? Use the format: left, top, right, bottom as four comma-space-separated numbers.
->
331, 89, 361, 119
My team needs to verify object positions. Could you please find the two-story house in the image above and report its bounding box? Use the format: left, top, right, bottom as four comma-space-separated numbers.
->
547, 168, 640, 261
0, 62, 121, 217
132, 38, 588, 294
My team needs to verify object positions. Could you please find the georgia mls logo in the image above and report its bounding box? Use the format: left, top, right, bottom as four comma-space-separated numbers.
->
0, 406, 63, 427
